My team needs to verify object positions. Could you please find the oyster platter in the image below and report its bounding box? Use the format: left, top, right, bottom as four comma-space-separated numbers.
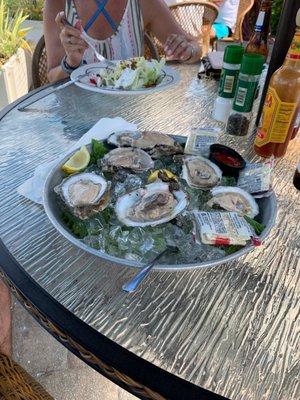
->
44, 130, 276, 270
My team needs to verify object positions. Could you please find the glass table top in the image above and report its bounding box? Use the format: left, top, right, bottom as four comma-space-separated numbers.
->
0, 64, 299, 400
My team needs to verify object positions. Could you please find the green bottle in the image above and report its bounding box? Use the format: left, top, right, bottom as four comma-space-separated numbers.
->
226, 53, 264, 137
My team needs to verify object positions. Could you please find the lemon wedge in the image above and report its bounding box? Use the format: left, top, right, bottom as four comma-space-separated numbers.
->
61, 145, 90, 174
148, 169, 178, 183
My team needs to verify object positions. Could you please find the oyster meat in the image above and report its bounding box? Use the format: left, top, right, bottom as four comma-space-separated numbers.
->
182, 156, 222, 189
115, 182, 188, 227
55, 173, 110, 220
207, 186, 259, 218
107, 130, 183, 158
101, 147, 154, 172
108, 130, 174, 148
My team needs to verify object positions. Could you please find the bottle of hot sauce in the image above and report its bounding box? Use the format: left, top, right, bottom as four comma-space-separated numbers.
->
254, 15, 300, 158
245, 0, 272, 61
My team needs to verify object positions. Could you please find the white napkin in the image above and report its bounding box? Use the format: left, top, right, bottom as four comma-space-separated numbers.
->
17, 117, 137, 205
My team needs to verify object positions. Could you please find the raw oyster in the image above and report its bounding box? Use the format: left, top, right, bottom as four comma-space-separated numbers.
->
115, 182, 188, 227
101, 147, 154, 172
149, 142, 183, 159
55, 173, 110, 220
182, 156, 222, 190
207, 186, 259, 218
107, 130, 183, 158
108, 130, 174, 147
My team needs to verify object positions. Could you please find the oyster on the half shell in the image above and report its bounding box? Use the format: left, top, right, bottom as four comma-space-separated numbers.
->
101, 147, 154, 172
55, 173, 110, 220
115, 181, 188, 227
107, 130, 183, 159
182, 156, 222, 190
207, 186, 259, 218
108, 130, 174, 148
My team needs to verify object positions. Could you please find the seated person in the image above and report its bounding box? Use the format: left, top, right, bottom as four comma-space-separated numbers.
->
44, 0, 202, 82
211, 0, 240, 40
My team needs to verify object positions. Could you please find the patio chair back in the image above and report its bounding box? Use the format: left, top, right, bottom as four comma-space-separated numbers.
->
169, 1, 218, 38
0, 352, 54, 400
233, 0, 255, 42
151, 1, 218, 58
32, 34, 160, 89
219, 0, 255, 43
32, 36, 48, 89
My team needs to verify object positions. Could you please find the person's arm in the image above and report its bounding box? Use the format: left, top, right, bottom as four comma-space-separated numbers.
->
140, 0, 201, 63
43, 0, 88, 82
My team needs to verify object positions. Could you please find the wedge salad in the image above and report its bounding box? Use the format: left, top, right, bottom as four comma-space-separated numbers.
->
88, 57, 166, 90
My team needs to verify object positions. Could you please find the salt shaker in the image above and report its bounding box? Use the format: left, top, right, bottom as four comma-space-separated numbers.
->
212, 45, 244, 123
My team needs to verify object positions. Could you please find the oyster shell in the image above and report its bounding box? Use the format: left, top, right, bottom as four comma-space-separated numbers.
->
108, 130, 173, 148
182, 156, 222, 189
55, 173, 110, 220
101, 147, 154, 172
207, 186, 259, 218
115, 182, 188, 227
107, 130, 183, 159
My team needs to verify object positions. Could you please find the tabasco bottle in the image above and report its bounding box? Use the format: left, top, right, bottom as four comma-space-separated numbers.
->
245, 0, 272, 61
254, 18, 300, 158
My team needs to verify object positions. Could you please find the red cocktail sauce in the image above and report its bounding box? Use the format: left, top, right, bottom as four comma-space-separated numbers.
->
211, 152, 242, 168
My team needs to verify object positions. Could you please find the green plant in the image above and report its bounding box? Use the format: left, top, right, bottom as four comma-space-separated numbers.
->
270, 0, 284, 36
5, 0, 44, 21
0, 0, 31, 67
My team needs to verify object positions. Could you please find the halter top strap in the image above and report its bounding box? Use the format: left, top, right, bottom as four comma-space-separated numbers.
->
65, 0, 144, 62
84, 0, 117, 32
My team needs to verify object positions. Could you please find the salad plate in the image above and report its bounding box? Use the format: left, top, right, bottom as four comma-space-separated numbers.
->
70, 58, 180, 95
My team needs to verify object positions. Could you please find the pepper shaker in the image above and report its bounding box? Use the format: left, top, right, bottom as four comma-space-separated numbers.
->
226, 54, 264, 137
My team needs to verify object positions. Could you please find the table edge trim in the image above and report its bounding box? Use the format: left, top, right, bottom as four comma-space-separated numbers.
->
0, 239, 228, 400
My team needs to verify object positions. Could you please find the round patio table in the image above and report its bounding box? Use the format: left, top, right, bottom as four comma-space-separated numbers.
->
0, 65, 299, 400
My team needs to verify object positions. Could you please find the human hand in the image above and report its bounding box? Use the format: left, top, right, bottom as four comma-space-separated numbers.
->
164, 34, 197, 62
55, 11, 88, 67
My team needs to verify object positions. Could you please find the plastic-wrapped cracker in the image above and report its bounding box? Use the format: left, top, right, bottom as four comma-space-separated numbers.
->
194, 211, 253, 246
184, 127, 220, 158
237, 161, 273, 195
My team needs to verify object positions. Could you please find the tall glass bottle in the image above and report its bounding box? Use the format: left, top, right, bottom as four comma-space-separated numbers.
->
254, 24, 300, 158
245, 0, 272, 61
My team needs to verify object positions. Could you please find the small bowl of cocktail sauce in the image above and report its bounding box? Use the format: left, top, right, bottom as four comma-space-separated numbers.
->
209, 144, 246, 179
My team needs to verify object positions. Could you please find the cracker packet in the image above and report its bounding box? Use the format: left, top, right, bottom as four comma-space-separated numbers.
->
185, 127, 221, 158
194, 211, 253, 246
237, 161, 273, 195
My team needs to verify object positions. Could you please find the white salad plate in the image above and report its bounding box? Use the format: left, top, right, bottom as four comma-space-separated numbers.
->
70, 61, 181, 95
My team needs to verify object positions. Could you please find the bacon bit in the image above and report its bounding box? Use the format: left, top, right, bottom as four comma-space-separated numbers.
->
251, 237, 262, 247
90, 78, 97, 85
214, 237, 231, 246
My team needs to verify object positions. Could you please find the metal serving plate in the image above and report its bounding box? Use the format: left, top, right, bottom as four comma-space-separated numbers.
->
43, 138, 277, 271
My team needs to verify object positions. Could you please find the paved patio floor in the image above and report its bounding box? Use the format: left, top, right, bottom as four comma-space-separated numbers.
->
12, 298, 138, 400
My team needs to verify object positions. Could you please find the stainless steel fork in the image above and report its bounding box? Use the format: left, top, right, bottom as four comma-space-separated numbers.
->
122, 245, 178, 293
80, 31, 115, 67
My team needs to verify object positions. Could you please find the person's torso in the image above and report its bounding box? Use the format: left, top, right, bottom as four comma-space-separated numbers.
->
215, 0, 240, 30
66, 0, 144, 61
